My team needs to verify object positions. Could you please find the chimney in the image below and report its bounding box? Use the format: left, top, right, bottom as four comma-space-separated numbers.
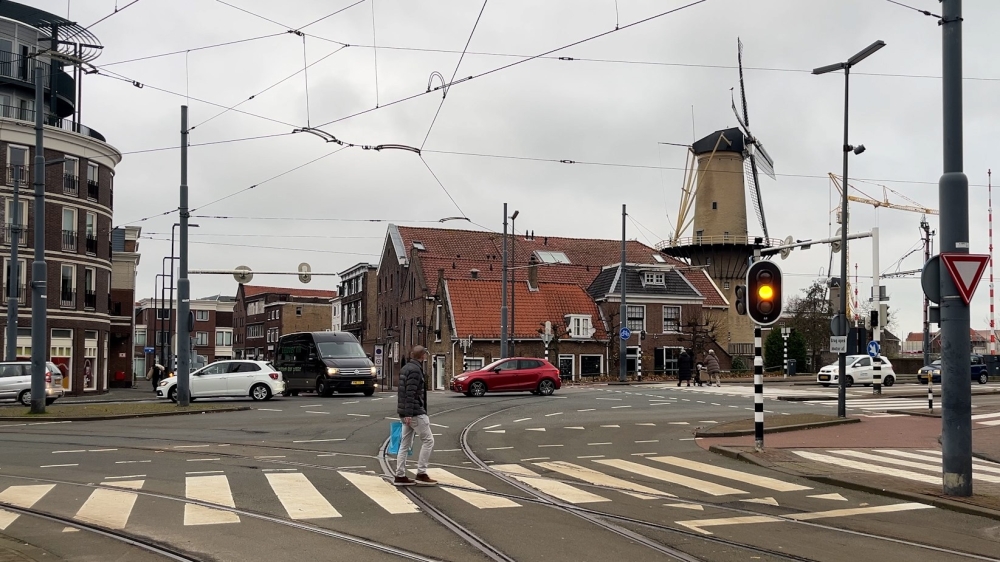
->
470, 269, 480, 279
543, 237, 548, 246
527, 255, 539, 291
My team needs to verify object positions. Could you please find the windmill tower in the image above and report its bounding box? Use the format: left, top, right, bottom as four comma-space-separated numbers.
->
659, 39, 777, 355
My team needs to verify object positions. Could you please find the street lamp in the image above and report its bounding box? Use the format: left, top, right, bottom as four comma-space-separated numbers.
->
154, 273, 169, 368
813, 39, 886, 419
509, 210, 519, 356
167, 223, 198, 368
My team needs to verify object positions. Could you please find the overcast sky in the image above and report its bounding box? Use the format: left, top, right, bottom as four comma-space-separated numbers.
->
26, 0, 1000, 339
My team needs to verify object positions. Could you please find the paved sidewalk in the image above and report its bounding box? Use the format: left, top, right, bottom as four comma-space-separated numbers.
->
700, 410, 1000, 519
57, 385, 158, 404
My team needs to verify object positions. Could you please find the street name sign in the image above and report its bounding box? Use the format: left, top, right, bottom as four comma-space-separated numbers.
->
830, 336, 848, 353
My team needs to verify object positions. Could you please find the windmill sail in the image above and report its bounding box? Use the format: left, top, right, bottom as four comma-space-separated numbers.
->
747, 153, 769, 241
734, 38, 774, 239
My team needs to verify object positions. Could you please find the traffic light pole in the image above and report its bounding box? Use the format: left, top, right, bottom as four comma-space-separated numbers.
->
872, 226, 882, 395
754, 325, 764, 451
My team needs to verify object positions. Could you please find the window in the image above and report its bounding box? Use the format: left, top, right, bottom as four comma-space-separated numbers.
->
247, 324, 264, 339
568, 315, 592, 339
135, 328, 146, 346
216, 330, 233, 346
653, 254, 666, 263
663, 306, 681, 333
644, 272, 665, 286
580, 355, 603, 377
87, 162, 99, 185
195, 310, 209, 321
85, 213, 97, 254
195, 332, 209, 346
534, 250, 571, 264
156, 308, 171, 320
83, 267, 96, 310
6, 145, 27, 187
63, 158, 78, 195
712, 201, 717, 209
695, 230, 704, 242
626, 305, 645, 331
155, 331, 167, 345
434, 304, 442, 342
3, 258, 25, 303
61, 207, 77, 252
296, 306, 302, 317
723, 281, 730, 290
60, 264, 75, 307
412, 241, 425, 251
4, 197, 26, 246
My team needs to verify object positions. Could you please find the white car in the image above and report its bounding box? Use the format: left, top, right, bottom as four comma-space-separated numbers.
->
817, 355, 895, 387
157, 360, 284, 402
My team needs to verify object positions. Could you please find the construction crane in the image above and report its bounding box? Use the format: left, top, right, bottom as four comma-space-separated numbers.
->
829, 173, 938, 215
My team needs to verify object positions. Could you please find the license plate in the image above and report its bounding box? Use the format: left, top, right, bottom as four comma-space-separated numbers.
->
818, 375, 830, 381
351, 380, 365, 385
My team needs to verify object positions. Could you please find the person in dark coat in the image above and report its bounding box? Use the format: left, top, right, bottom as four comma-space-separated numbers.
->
394, 346, 436, 486
677, 350, 693, 387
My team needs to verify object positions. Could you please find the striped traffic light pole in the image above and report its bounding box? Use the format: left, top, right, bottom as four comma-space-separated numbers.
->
754, 326, 764, 451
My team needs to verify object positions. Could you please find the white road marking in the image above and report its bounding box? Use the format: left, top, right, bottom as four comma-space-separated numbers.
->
525, 428, 546, 432
636, 423, 656, 426
878, 450, 1000, 474
186, 471, 224, 475
485, 430, 506, 434
430, 423, 449, 428
436, 449, 460, 452
339, 472, 419, 514
665, 503, 704, 511
979, 420, 1000, 427
104, 475, 145, 480
677, 515, 782, 535
255, 456, 287, 459
514, 418, 532, 423
186, 458, 220, 462
741, 497, 779, 506
75, 488, 138, 529
578, 455, 605, 459
635, 440, 659, 443
699, 421, 718, 424
89, 449, 117, 452
483, 424, 501, 430
104, 480, 144, 490
184, 475, 241, 525
612, 405, 632, 409
596, 398, 622, 401
792, 451, 940, 484
487, 447, 514, 450
668, 422, 690, 425
299, 404, 323, 408
307, 411, 330, 415
534, 461, 674, 499
633, 452, 658, 456
343, 401, 359, 404
40, 464, 77, 468
595, 459, 747, 496
650, 457, 811, 492
588, 442, 612, 446
266, 472, 341, 519
577, 409, 596, 412
423, 468, 520, 509
493, 464, 610, 504
52, 450, 86, 453
786, 502, 933, 521
257, 408, 282, 411
545, 412, 563, 417
564, 426, 585, 430
520, 457, 550, 462
174, 445, 211, 449
293, 439, 345, 443
0, 485, 55, 530
346, 414, 370, 417
601, 425, 620, 428
808, 493, 848, 501
538, 444, 564, 448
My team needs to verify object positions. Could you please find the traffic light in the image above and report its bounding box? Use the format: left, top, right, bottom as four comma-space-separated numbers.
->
746, 261, 782, 326
734, 285, 747, 315
870, 309, 879, 328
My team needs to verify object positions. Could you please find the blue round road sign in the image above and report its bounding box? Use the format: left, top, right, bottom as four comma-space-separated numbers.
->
619, 327, 632, 340
867, 340, 881, 358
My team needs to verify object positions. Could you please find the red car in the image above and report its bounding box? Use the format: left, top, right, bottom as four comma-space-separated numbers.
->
451, 357, 561, 397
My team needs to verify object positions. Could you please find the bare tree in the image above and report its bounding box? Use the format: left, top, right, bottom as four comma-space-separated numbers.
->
679, 309, 724, 358
786, 280, 833, 371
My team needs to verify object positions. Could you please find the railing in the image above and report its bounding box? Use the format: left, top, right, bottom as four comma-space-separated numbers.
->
61, 230, 76, 252
59, 289, 75, 308
0, 104, 105, 143
87, 180, 99, 201
5, 165, 28, 186
63, 174, 78, 196
85, 235, 97, 255
656, 235, 786, 250
84, 291, 97, 310
2, 224, 26, 246
0, 52, 75, 100
2, 285, 26, 305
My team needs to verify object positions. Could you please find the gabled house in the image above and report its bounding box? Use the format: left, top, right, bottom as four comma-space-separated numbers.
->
233, 285, 337, 360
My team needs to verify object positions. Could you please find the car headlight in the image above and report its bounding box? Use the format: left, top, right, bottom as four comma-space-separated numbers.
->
327, 367, 339, 376
454, 376, 468, 382
158, 380, 170, 387
933, 369, 941, 375
370, 366, 377, 375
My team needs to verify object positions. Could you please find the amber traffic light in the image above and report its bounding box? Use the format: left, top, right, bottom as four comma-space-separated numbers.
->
746, 261, 782, 326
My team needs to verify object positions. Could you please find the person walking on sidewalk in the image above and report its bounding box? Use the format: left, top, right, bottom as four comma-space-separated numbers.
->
705, 349, 722, 387
677, 350, 693, 387
394, 346, 437, 486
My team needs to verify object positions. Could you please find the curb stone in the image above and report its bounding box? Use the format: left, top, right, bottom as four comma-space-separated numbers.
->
695, 417, 859, 438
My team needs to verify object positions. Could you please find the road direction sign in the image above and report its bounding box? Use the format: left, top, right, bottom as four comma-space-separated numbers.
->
830, 336, 848, 353
940, 253, 990, 306
619, 327, 632, 341
867, 340, 881, 358
143, 347, 155, 354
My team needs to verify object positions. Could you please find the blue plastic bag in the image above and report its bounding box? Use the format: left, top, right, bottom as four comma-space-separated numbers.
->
387, 420, 412, 456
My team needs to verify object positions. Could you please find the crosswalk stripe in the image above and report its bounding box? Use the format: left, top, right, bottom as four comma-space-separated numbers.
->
971, 411, 1000, 420
979, 419, 1000, 427
423, 468, 520, 509
337, 472, 419, 514
184, 475, 240, 525
75, 488, 138, 530
0, 485, 55, 530
534, 461, 673, 499
594, 459, 747, 496
785, 502, 933, 521
792, 451, 940, 484
881, 450, 1000, 474
104, 480, 145, 490
492, 464, 610, 504
649, 456, 811, 492
265, 472, 341, 520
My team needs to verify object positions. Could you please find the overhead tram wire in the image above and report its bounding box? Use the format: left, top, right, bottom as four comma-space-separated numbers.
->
97, 33, 288, 67
189, 215, 443, 224
80, 0, 142, 31
884, 0, 942, 19
214, 0, 291, 29
120, 132, 297, 155
144, 231, 382, 240
139, 235, 379, 257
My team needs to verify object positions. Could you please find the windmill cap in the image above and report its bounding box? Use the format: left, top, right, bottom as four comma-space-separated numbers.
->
692, 127, 746, 156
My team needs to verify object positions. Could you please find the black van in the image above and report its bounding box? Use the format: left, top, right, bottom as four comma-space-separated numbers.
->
274, 332, 376, 397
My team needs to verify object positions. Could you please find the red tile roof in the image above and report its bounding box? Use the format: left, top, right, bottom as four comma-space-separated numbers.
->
905, 332, 923, 342
680, 269, 728, 307
243, 285, 338, 299
446, 279, 607, 340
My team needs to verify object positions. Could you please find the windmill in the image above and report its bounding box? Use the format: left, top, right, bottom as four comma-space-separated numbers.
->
732, 38, 777, 242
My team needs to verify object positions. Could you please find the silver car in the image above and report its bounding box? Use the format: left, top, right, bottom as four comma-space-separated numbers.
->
0, 361, 65, 405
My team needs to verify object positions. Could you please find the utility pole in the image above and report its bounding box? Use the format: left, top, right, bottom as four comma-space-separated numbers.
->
29, 66, 47, 414
939, 0, 972, 497
921, 216, 934, 366
176, 106, 191, 407
501, 203, 508, 359
6, 165, 21, 361
619, 204, 627, 383
872, 226, 882, 395
510, 213, 517, 356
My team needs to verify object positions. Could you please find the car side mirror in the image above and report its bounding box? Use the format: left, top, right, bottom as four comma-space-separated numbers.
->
308, 355, 317, 362
493, 367, 502, 373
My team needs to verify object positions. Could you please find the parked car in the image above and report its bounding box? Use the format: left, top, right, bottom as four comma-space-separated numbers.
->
450, 358, 561, 397
816, 355, 895, 387
0, 361, 64, 405
157, 360, 284, 402
917, 354, 990, 384
273, 332, 376, 397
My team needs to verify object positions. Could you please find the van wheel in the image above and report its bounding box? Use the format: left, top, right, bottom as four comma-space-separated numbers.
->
316, 378, 332, 397
883, 375, 895, 387
17, 390, 31, 406
979, 373, 989, 385
363, 388, 375, 397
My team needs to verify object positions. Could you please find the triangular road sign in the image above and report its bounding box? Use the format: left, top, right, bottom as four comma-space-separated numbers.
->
940, 253, 990, 305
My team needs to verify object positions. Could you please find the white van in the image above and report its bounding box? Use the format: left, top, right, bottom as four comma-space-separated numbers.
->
0, 361, 65, 405
816, 355, 895, 387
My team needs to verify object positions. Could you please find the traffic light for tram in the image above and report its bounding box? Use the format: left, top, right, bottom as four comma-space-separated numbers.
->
734, 285, 747, 316
746, 261, 783, 326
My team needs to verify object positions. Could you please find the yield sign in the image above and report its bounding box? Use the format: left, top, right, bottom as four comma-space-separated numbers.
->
940, 253, 990, 305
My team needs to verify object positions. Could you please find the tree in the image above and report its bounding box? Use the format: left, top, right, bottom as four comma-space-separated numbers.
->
786, 280, 833, 371
764, 328, 808, 372
678, 309, 725, 358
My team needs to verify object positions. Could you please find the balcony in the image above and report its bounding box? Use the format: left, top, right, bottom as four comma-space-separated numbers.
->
61, 230, 76, 252
59, 289, 75, 308
0, 52, 76, 114
2, 285, 25, 305
2, 224, 26, 246
85, 235, 97, 255
87, 180, 99, 201
84, 290, 97, 310
63, 174, 78, 196
5, 165, 28, 187
0, 104, 105, 143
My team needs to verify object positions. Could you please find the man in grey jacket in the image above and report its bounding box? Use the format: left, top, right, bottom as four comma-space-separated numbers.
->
394, 346, 437, 486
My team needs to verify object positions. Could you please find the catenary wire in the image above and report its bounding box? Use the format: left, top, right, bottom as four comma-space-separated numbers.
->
371, 0, 380, 107
885, 0, 941, 19
299, 0, 366, 30
120, 132, 296, 155
143, 231, 382, 240
80, 0, 142, 32
214, 0, 290, 29
139, 235, 379, 256
97, 32, 287, 67
189, 215, 442, 223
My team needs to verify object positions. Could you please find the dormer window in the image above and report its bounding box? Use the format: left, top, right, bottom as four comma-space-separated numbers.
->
567, 315, 592, 338
644, 272, 665, 286
412, 241, 426, 251
535, 250, 571, 264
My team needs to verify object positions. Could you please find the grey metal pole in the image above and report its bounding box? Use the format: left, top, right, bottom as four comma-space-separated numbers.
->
872, 226, 882, 395
837, 66, 850, 419
501, 204, 508, 359
168, 224, 180, 369
164, 256, 172, 368
510, 215, 516, 356
29, 65, 47, 414
6, 167, 20, 361
922, 218, 932, 366
619, 204, 627, 382
177, 106, 191, 407
939, 0, 971, 497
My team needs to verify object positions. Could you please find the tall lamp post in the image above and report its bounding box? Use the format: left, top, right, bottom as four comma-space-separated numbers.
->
166, 222, 199, 370
509, 210, 518, 356
812, 39, 886, 419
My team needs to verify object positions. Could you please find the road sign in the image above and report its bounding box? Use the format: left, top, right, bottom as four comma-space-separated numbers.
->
233, 265, 253, 284
619, 327, 631, 340
830, 313, 849, 337
830, 336, 848, 353
940, 253, 990, 306
298, 262, 312, 284
867, 340, 881, 358
143, 346, 155, 354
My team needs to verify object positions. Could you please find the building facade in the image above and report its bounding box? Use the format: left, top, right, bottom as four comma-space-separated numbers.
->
109, 226, 140, 387
330, 295, 341, 332
0, 4, 122, 394
233, 285, 337, 360
338, 263, 375, 350
134, 295, 235, 376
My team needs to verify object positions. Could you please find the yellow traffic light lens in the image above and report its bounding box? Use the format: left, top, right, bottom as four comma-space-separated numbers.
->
758, 285, 774, 300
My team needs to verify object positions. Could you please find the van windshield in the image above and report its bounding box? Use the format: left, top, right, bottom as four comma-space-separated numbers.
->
317, 341, 368, 359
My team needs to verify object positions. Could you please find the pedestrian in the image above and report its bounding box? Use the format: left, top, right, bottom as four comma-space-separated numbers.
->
694, 362, 705, 387
394, 345, 437, 486
705, 349, 722, 387
150, 363, 164, 390
677, 350, 693, 387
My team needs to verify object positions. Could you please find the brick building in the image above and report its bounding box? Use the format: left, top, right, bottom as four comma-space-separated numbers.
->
109, 226, 140, 387
233, 285, 337, 360
134, 295, 235, 376
0, 4, 122, 394
338, 263, 376, 351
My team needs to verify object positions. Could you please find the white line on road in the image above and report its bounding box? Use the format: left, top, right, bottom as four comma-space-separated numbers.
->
266, 472, 341, 519
186, 458, 220, 462
436, 449, 460, 452
488, 447, 514, 450
104, 475, 145, 479
346, 414, 370, 417
424, 468, 521, 509
520, 457, 550, 462
534, 461, 671, 499
486, 430, 506, 434
293, 439, 345, 443
76, 487, 138, 529
483, 424, 501, 430
577, 455, 605, 459
185, 471, 224, 475
89, 449, 117, 452
577, 409, 596, 412
115, 460, 151, 464
786, 502, 934, 521
595, 459, 747, 496
52, 450, 86, 454
306, 411, 330, 414
564, 426, 585, 430
255, 456, 287, 459
538, 444, 564, 448
635, 440, 659, 443
173, 445, 211, 449
545, 412, 563, 417
636, 423, 656, 426
185, 475, 240, 525
40, 464, 77, 468
299, 404, 323, 408
525, 428, 546, 432
596, 398, 622, 401
494, 464, 610, 504
588, 443, 612, 446
343, 401, 359, 404
339, 471, 419, 514
257, 408, 282, 411
612, 406, 632, 409
514, 418, 532, 422
651, 456, 811, 492
792, 451, 940, 484
0, 485, 55, 530
601, 425, 620, 428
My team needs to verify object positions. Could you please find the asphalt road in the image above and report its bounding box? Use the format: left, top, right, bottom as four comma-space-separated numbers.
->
0, 382, 998, 562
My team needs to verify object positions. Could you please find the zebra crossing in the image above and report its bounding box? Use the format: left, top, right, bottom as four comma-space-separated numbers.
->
792, 448, 1000, 486
0, 455, 821, 532
803, 397, 936, 411
973, 411, 1000, 427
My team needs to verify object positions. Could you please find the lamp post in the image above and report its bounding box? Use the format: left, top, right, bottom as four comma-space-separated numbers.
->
813, 39, 886, 418
509, 210, 518, 356
167, 222, 198, 370
5, 164, 24, 361
154, 273, 168, 368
